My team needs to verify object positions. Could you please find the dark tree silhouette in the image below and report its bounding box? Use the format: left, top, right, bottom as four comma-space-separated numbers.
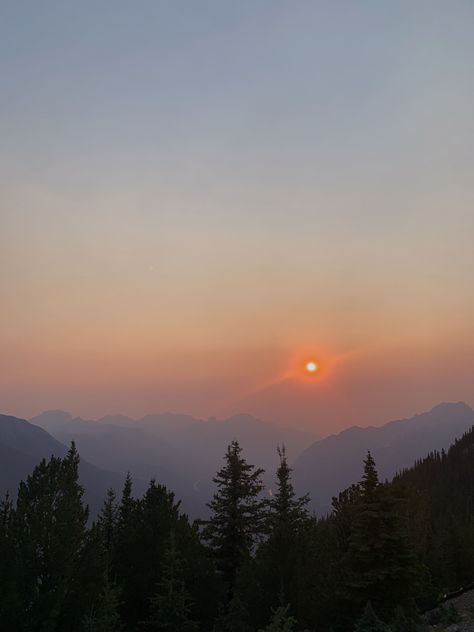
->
201, 440, 267, 593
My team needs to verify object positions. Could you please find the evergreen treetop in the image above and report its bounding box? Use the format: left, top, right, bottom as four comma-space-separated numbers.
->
201, 440, 267, 590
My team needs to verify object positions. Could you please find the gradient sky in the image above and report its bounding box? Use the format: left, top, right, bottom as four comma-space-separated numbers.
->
1, 1, 474, 432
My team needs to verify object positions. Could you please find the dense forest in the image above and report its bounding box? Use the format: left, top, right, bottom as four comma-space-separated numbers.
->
2, 426, 474, 631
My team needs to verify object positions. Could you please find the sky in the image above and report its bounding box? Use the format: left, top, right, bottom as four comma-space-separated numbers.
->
1, 1, 474, 432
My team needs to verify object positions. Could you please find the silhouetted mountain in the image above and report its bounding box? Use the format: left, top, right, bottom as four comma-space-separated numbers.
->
31, 410, 316, 517
294, 402, 474, 514
0, 414, 138, 515
30, 403, 474, 519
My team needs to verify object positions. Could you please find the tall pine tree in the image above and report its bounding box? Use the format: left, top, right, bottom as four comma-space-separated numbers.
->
11, 443, 89, 631
346, 452, 419, 619
353, 601, 390, 632
82, 488, 124, 632
202, 440, 267, 593
258, 604, 298, 632
143, 532, 198, 631
255, 446, 310, 619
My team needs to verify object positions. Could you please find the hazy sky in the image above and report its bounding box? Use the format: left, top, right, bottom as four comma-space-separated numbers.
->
1, 1, 474, 431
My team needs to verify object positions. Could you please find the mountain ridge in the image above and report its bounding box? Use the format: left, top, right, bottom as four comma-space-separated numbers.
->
293, 401, 474, 514
0, 413, 143, 515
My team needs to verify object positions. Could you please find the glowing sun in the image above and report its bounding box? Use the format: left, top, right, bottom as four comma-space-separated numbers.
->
305, 360, 319, 374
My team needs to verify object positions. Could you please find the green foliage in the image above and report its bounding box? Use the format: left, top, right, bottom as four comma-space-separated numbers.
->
82, 578, 124, 632
96, 487, 119, 570
253, 446, 311, 624
258, 604, 298, 631
4, 428, 474, 631
201, 440, 267, 591
269, 446, 310, 532
143, 532, 198, 631
425, 602, 460, 626
213, 593, 254, 632
7, 443, 89, 631
343, 453, 420, 618
388, 606, 420, 632
393, 428, 474, 593
354, 601, 390, 631
114, 476, 220, 631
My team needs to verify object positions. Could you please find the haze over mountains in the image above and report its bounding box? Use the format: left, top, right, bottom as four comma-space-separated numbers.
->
1, 402, 473, 518
294, 401, 474, 513
0, 413, 136, 516
30, 410, 316, 516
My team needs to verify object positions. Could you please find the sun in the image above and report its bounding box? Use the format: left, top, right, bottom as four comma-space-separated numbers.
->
305, 360, 319, 374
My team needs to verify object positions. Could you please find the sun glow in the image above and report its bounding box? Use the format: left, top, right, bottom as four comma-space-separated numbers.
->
305, 361, 319, 374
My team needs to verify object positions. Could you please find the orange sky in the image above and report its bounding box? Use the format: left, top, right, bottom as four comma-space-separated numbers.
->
1, 3, 474, 432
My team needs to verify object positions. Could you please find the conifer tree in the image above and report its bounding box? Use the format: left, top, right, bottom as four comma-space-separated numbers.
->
82, 488, 124, 632
361, 451, 379, 495
353, 601, 389, 632
332, 484, 361, 547
270, 446, 310, 532
213, 593, 253, 632
255, 446, 310, 617
202, 440, 267, 592
13, 443, 89, 631
118, 472, 135, 526
82, 578, 124, 632
96, 488, 119, 575
346, 452, 419, 617
0, 493, 15, 624
143, 532, 198, 631
389, 606, 419, 632
258, 604, 298, 631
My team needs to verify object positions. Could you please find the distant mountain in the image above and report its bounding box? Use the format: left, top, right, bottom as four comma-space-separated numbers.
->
31, 410, 316, 517
29, 403, 474, 519
30, 411, 201, 515
293, 402, 474, 514
0, 414, 137, 515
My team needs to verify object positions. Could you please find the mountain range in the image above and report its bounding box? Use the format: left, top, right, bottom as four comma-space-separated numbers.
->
30, 410, 315, 516
0, 413, 136, 516
1, 402, 473, 518
294, 401, 474, 513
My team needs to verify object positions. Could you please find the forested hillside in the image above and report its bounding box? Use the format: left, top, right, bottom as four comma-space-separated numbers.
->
2, 428, 474, 631
294, 402, 474, 513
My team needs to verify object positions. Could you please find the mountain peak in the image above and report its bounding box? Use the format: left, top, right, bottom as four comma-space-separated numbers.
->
31, 410, 73, 425
428, 401, 473, 415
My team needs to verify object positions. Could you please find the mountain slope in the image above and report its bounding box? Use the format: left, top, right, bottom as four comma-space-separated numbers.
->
31, 410, 316, 517
392, 423, 474, 592
0, 414, 135, 515
294, 402, 474, 514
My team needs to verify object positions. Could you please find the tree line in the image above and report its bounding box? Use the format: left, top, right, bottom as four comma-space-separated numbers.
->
2, 427, 474, 631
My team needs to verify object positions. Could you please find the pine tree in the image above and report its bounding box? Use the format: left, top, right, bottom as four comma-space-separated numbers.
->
361, 451, 379, 495
82, 489, 124, 632
213, 593, 253, 632
346, 452, 419, 618
114, 473, 142, 630
270, 446, 310, 531
354, 601, 389, 632
143, 532, 198, 631
118, 472, 135, 526
332, 484, 361, 553
82, 578, 124, 632
0, 493, 16, 624
97, 488, 119, 573
389, 606, 419, 632
13, 442, 89, 631
202, 440, 267, 592
258, 604, 298, 631
255, 446, 310, 618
